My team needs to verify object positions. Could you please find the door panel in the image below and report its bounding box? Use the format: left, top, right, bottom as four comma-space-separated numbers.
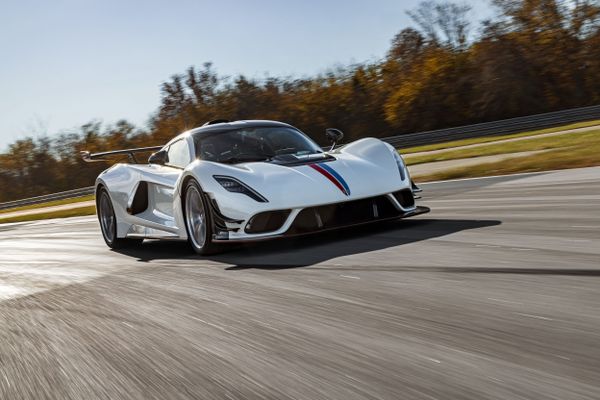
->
150, 182, 175, 217
126, 164, 182, 237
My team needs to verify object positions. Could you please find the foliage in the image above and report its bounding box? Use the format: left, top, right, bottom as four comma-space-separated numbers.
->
1, 0, 600, 202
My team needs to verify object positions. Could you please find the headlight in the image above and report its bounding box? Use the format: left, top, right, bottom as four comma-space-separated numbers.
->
213, 175, 268, 203
391, 150, 407, 181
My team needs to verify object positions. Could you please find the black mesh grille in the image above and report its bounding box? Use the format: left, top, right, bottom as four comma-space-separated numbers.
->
245, 210, 291, 234
287, 195, 400, 235
393, 189, 415, 209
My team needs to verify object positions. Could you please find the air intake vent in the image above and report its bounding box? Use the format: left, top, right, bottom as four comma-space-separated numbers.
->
287, 195, 399, 234
245, 210, 291, 234
393, 189, 415, 209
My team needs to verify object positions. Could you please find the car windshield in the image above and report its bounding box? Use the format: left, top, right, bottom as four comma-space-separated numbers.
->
193, 126, 323, 164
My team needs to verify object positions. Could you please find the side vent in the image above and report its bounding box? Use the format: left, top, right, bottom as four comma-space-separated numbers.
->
127, 181, 149, 214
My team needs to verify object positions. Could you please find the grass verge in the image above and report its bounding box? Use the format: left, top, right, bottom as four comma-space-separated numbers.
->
0, 194, 95, 214
415, 141, 600, 182
401, 119, 600, 154
0, 206, 96, 224
405, 129, 600, 166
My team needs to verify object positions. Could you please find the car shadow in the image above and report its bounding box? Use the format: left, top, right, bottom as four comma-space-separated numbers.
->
114, 218, 501, 268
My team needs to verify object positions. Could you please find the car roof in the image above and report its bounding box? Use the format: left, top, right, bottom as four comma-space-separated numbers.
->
165, 120, 298, 147
189, 120, 294, 135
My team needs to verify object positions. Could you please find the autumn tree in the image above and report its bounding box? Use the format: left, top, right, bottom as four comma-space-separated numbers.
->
2, 0, 600, 201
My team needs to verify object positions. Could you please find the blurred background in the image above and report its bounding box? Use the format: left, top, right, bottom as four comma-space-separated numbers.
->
1, 0, 599, 202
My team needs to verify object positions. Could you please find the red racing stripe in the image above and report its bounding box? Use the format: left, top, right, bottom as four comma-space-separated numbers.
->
309, 163, 348, 195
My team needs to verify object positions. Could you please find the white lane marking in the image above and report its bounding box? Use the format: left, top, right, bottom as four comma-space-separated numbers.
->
571, 225, 600, 229
487, 298, 523, 305
516, 313, 554, 321
510, 247, 536, 251
476, 244, 501, 248
340, 275, 360, 280
422, 356, 441, 364
566, 239, 591, 242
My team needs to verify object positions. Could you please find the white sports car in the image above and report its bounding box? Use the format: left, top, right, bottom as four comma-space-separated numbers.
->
83, 120, 429, 254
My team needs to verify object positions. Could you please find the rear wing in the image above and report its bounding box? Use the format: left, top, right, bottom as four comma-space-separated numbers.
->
80, 146, 163, 164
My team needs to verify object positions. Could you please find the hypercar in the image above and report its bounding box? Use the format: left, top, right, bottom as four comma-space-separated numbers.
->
82, 120, 429, 254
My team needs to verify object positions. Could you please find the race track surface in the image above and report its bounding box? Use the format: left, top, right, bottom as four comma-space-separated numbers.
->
1, 167, 599, 399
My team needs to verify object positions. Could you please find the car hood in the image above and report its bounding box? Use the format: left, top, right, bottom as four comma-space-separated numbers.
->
188, 138, 409, 210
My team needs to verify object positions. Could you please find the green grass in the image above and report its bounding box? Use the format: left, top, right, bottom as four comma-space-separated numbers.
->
401, 119, 600, 154
0, 194, 95, 214
0, 206, 96, 224
415, 134, 600, 182
405, 129, 600, 166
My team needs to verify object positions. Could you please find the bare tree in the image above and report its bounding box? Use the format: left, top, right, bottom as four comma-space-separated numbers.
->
569, 0, 600, 38
408, 1, 472, 49
407, 1, 441, 43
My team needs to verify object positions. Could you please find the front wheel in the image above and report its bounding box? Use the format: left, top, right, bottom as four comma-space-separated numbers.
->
96, 187, 142, 249
183, 180, 221, 255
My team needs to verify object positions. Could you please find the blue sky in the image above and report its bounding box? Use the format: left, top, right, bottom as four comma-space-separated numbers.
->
0, 0, 493, 150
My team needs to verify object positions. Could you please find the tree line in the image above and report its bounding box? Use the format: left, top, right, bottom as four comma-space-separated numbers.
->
1, 0, 599, 202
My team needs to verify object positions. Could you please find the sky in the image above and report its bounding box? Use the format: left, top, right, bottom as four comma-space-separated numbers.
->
0, 0, 493, 151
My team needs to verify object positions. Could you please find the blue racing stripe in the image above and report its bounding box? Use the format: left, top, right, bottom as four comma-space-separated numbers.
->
318, 163, 351, 195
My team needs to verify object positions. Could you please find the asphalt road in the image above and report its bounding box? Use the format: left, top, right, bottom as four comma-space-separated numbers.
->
1, 167, 599, 400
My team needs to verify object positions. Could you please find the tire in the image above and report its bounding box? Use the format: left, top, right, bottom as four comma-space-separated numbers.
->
96, 187, 143, 249
183, 179, 222, 255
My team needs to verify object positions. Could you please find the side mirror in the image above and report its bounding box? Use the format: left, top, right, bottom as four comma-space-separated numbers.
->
325, 128, 344, 150
148, 149, 167, 165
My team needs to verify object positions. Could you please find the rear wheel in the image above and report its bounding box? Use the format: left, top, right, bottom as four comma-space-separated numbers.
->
183, 180, 221, 255
97, 187, 142, 249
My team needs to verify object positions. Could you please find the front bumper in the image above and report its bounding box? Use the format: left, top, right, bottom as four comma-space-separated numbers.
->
213, 206, 430, 243
210, 190, 430, 243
